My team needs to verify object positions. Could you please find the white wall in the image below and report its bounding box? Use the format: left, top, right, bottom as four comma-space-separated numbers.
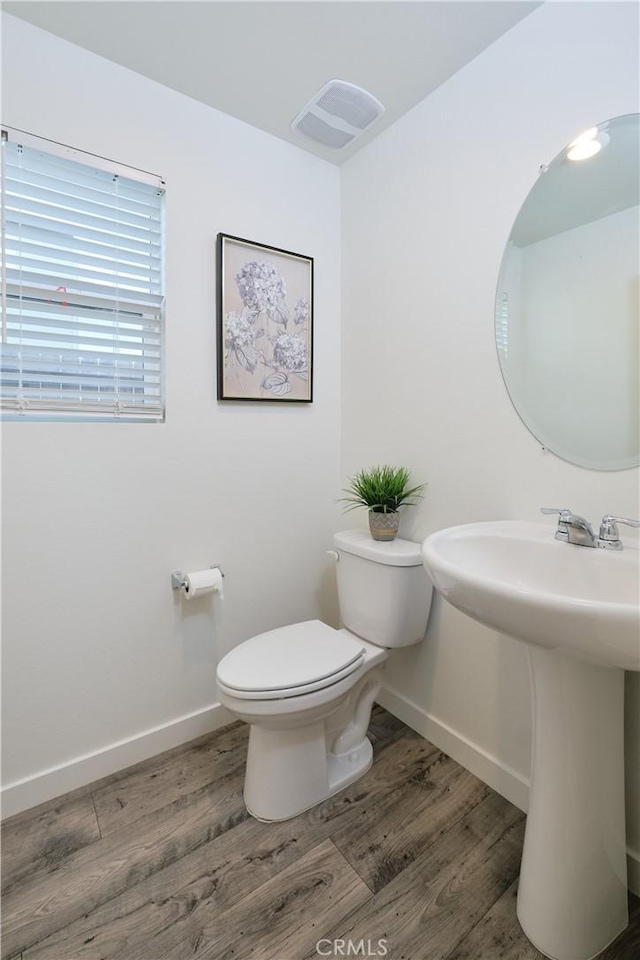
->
0, 13, 341, 814
341, 0, 640, 884
2, 2, 639, 896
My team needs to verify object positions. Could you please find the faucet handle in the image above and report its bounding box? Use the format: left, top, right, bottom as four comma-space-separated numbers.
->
540, 507, 573, 542
599, 515, 640, 540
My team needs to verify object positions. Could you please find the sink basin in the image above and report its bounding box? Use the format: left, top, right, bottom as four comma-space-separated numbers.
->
421, 520, 640, 670
421, 519, 640, 960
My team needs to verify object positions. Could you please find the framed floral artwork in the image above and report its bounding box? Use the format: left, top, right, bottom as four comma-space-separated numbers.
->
217, 234, 314, 402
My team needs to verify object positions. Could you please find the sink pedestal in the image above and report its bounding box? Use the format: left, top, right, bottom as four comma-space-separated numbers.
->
517, 647, 628, 960
421, 520, 639, 960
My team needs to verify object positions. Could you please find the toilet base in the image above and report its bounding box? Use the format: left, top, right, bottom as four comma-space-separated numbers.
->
229, 656, 387, 822
245, 736, 373, 822
235, 659, 385, 822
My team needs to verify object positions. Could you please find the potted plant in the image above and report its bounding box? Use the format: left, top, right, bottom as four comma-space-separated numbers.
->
340, 465, 426, 541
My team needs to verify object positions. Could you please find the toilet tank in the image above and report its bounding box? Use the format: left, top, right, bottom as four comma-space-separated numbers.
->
333, 529, 433, 648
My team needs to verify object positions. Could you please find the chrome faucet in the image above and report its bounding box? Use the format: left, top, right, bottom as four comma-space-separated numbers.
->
540, 508, 640, 550
598, 515, 640, 551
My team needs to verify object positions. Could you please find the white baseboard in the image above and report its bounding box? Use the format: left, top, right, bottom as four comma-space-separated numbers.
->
377, 683, 640, 898
1, 702, 233, 820
377, 684, 530, 811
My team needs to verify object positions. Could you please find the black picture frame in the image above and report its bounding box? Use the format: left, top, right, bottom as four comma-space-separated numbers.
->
217, 233, 314, 402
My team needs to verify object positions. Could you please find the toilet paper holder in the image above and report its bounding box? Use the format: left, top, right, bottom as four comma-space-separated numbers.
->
171, 564, 225, 590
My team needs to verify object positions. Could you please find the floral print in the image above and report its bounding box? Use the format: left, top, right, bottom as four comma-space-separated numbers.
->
261, 372, 292, 396
293, 298, 309, 326
224, 311, 260, 373
272, 332, 307, 374
223, 252, 311, 398
236, 261, 288, 326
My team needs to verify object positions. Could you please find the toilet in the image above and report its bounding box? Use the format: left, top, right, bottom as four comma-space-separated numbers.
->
216, 529, 433, 821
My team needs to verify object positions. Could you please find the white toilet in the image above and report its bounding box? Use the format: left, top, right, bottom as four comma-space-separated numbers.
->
216, 529, 433, 821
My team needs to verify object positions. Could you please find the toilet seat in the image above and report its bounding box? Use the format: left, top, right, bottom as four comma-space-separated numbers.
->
216, 620, 365, 700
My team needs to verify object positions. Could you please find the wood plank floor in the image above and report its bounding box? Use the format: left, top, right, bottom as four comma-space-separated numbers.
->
2, 707, 639, 960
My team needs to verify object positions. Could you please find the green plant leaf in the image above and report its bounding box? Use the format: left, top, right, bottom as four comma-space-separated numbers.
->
338, 465, 426, 514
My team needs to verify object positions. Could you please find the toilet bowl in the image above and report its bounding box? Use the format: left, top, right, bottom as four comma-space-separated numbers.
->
216, 529, 432, 821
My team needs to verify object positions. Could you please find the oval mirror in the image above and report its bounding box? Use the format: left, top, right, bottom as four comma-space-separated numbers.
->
495, 114, 639, 470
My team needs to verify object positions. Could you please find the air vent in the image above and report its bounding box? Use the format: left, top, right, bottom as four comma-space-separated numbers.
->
291, 80, 385, 150
296, 112, 355, 150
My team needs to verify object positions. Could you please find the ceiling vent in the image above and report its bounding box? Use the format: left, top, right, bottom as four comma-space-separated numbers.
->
291, 80, 385, 150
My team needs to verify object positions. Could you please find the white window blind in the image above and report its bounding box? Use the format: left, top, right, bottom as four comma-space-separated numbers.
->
0, 130, 165, 420
496, 292, 509, 363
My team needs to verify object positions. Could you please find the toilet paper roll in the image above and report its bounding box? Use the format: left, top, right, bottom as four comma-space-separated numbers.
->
182, 568, 224, 601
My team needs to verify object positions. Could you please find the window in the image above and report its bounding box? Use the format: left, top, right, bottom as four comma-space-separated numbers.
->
496, 291, 509, 364
0, 129, 165, 420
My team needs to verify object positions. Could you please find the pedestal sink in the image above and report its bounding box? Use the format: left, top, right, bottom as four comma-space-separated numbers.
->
421, 520, 640, 960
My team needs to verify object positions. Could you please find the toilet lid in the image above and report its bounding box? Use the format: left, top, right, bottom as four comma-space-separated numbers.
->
216, 620, 365, 700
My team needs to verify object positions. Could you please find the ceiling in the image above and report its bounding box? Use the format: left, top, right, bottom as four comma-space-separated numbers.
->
3, 1, 541, 164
